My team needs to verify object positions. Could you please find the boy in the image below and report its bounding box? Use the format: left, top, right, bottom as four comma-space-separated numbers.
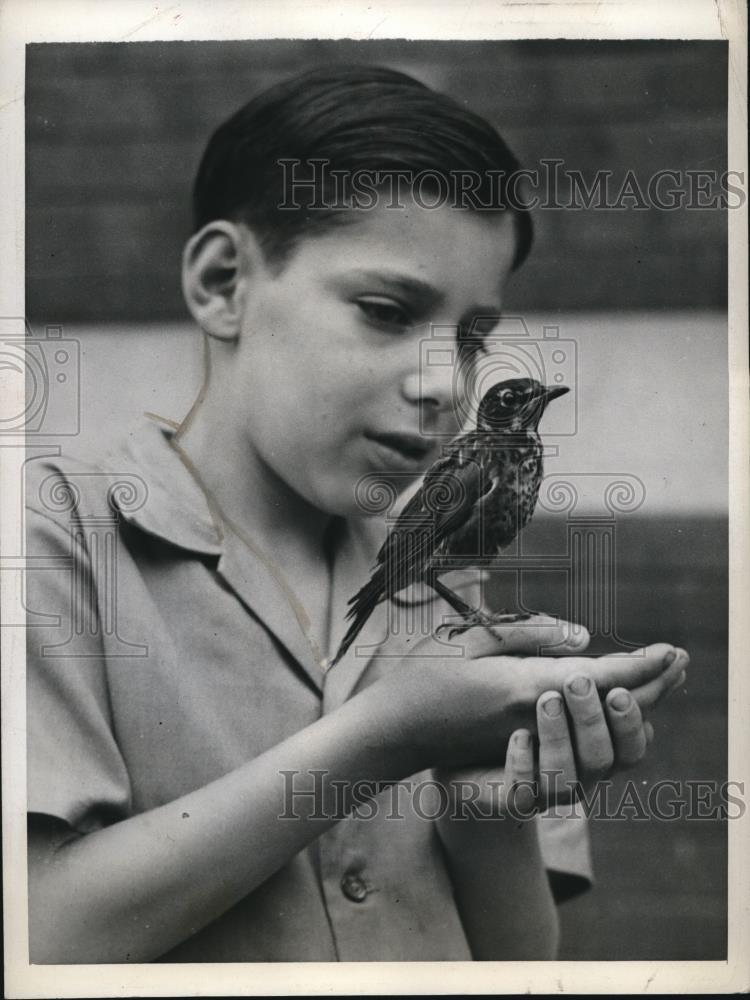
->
26, 65, 688, 963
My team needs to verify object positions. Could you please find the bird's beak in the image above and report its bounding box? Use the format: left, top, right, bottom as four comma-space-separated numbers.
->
543, 384, 570, 404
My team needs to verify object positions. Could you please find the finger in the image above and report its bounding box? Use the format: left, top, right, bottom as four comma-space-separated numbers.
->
644, 721, 655, 743
563, 675, 614, 778
537, 691, 577, 804
605, 688, 647, 766
631, 668, 686, 711
505, 729, 535, 784
465, 617, 591, 660
522, 643, 680, 704
629, 648, 689, 711
589, 644, 683, 692
504, 729, 538, 817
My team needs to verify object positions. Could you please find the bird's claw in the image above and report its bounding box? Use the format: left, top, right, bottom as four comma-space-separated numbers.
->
435, 617, 486, 640
487, 609, 537, 624
435, 622, 471, 641
435, 608, 536, 641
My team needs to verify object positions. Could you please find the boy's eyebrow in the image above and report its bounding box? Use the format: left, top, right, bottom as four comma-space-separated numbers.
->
340, 269, 504, 319
342, 268, 445, 308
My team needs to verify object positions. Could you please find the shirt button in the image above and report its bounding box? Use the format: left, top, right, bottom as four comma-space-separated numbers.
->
341, 873, 368, 902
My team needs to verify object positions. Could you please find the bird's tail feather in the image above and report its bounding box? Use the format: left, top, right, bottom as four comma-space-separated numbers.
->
330, 568, 384, 667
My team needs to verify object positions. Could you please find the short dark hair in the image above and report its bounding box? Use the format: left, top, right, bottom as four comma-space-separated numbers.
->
193, 65, 533, 270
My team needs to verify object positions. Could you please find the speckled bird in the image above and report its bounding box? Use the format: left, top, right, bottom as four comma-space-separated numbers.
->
330, 378, 569, 666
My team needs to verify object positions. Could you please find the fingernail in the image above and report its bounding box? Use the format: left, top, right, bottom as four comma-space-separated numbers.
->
568, 675, 591, 696
663, 649, 677, 666
515, 730, 531, 749
609, 690, 631, 712
670, 670, 686, 692
543, 695, 563, 717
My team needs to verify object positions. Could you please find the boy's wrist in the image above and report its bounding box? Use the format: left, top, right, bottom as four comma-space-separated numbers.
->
348, 656, 524, 775
436, 788, 539, 843
436, 807, 546, 912
341, 676, 432, 779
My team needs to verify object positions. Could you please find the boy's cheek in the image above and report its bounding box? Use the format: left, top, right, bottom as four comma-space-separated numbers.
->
438, 387, 472, 438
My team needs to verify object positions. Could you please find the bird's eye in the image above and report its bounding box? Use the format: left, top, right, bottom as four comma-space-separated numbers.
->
499, 388, 515, 407
357, 297, 410, 330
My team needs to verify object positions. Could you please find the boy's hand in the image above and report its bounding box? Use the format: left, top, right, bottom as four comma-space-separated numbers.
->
430, 617, 688, 817
434, 676, 672, 821
535, 679, 657, 804
372, 615, 689, 773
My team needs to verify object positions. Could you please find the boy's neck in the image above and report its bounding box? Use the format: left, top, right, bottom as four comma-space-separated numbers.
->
174, 403, 333, 565
172, 402, 382, 662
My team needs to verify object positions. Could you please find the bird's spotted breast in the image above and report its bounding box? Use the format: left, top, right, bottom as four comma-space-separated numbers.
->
440, 437, 543, 559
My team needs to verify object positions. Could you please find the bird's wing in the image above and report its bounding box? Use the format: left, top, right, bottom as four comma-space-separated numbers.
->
372, 445, 489, 598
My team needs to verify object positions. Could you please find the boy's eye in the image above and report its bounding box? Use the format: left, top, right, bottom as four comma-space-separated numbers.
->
356, 297, 411, 329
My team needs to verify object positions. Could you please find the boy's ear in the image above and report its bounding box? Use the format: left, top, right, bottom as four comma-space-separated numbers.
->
181, 221, 261, 341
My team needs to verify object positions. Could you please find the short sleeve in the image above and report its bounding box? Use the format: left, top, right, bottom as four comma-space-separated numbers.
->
25, 504, 132, 834
537, 803, 594, 902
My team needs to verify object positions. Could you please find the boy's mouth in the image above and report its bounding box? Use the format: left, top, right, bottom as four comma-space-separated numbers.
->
364, 431, 433, 470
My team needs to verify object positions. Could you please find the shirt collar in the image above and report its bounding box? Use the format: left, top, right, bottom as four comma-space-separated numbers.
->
110, 415, 329, 688
111, 414, 223, 556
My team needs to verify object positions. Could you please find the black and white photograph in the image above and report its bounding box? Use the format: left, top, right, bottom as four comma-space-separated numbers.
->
1, 1, 748, 996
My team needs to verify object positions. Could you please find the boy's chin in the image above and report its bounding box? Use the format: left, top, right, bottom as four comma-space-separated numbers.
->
337, 469, 423, 521
298, 467, 424, 521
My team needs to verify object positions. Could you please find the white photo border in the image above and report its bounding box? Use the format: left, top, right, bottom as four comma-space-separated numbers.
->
1, 0, 747, 995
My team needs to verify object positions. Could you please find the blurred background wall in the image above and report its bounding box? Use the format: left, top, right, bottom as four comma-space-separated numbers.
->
26, 39, 727, 318
24, 39, 729, 961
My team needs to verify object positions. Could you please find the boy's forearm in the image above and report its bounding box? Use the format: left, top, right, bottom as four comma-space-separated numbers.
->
29, 685, 424, 964
437, 816, 559, 960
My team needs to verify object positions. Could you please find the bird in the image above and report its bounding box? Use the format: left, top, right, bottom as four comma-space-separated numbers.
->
330, 378, 569, 667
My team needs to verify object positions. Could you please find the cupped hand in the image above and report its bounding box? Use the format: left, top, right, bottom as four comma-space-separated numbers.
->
434, 677, 663, 821
428, 616, 688, 810
453, 616, 688, 718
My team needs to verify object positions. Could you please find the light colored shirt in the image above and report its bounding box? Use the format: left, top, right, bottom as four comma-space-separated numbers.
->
26, 416, 591, 963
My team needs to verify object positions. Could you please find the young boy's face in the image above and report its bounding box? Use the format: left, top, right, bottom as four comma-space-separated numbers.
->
222, 201, 518, 518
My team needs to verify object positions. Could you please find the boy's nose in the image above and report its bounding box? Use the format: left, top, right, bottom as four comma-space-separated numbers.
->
400, 364, 466, 436
401, 366, 455, 411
